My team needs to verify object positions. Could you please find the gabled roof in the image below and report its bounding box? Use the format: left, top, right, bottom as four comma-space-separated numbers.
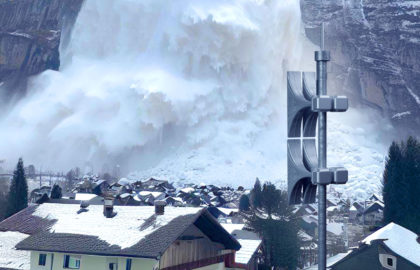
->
15, 204, 240, 258
363, 201, 384, 214
362, 222, 420, 266
331, 223, 420, 268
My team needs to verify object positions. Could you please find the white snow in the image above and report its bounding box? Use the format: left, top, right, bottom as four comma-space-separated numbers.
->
305, 252, 351, 269
407, 87, 420, 105
74, 193, 98, 201
221, 223, 245, 234
327, 222, 344, 236
392, 111, 411, 119
0, 0, 390, 200
218, 207, 239, 215
138, 191, 164, 198
9, 31, 32, 39
33, 203, 201, 249
0, 231, 30, 270
235, 239, 262, 264
362, 222, 420, 266
180, 187, 195, 194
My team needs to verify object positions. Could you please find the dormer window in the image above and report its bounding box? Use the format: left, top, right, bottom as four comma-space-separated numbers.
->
379, 254, 396, 270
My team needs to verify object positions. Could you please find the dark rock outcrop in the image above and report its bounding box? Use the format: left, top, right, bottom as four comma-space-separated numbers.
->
0, 0, 83, 99
301, 0, 420, 135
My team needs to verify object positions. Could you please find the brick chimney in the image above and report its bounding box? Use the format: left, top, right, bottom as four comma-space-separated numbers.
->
154, 200, 167, 215
103, 197, 114, 218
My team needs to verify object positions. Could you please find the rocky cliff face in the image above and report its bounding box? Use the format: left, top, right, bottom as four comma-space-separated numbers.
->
0, 0, 83, 99
301, 0, 420, 135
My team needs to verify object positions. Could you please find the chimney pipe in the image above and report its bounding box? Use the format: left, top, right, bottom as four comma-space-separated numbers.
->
155, 200, 167, 215
104, 197, 114, 218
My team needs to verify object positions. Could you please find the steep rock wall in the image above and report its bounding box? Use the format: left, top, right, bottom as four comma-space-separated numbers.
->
0, 0, 83, 98
300, 0, 420, 135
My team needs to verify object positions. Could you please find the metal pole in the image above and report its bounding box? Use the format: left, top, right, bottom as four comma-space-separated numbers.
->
317, 23, 328, 270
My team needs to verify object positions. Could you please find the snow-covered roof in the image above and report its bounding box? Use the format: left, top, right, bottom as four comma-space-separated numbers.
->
32, 204, 201, 249
180, 187, 195, 193
0, 231, 30, 270
74, 193, 98, 201
138, 191, 164, 198
218, 207, 239, 215
16, 204, 240, 259
117, 178, 131, 185
362, 222, 420, 266
327, 222, 344, 236
221, 223, 245, 234
305, 252, 350, 269
298, 230, 313, 241
235, 239, 261, 264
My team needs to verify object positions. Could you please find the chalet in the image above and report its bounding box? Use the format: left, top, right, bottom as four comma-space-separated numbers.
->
221, 224, 262, 270
330, 223, 420, 270
362, 201, 384, 225
1, 202, 242, 270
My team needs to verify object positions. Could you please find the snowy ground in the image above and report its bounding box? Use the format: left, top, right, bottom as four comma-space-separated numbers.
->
0, 231, 30, 270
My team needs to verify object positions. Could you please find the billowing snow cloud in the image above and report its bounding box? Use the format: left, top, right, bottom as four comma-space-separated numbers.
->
0, 0, 391, 198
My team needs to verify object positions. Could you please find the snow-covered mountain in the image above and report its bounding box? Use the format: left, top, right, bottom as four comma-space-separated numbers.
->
0, 0, 405, 199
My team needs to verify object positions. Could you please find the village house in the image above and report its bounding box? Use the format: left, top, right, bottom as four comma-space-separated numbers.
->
330, 223, 420, 270
0, 201, 246, 270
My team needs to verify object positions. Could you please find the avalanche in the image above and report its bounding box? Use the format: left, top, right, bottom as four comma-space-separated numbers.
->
0, 0, 391, 199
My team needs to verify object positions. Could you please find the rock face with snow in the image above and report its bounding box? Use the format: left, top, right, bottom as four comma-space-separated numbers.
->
0, 0, 82, 96
300, 0, 420, 135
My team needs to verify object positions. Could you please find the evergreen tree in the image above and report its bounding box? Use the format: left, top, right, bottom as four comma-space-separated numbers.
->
6, 158, 28, 218
50, 184, 62, 199
247, 182, 300, 269
239, 194, 250, 212
382, 137, 420, 234
261, 182, 281, 218
251, 178, 262, 208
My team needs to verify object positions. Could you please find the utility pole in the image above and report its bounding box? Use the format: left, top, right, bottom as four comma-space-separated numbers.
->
316, 23, 328, 270
287, 23, 349, 270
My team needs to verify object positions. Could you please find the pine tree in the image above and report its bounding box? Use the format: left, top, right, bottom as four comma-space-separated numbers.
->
239, 194, 250, 212
50, 184, 62, 199
247, 182, 300, 269
261, 182, 281, 218
251, 178, 262, 208
382, 137, 420, 234
6, 158, 28, 218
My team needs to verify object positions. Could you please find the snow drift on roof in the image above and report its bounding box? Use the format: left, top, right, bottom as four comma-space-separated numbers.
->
235, 239, 261, 264
221, 223, 245, 234
74, 193, 98, 201
33, 203, 201, 249
0, 231, 30, 270
362, 222, 420, 266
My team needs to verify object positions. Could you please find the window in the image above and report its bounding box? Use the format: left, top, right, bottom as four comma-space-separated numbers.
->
63, 255, 81, 269
109, 263, 118, 270
126, 259, 132, 270
38, 254, 47, 266
379, 254, 396, 270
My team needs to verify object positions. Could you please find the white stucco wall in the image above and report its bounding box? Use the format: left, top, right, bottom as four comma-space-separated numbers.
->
29, 251, 157, 270
193, 262, 226, 270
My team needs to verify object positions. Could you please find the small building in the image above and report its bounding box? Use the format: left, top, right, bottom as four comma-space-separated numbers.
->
221, 224, 261, 270
362, 201, 384, 225
330, 222, 420, 270
9, 203, 241, 270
